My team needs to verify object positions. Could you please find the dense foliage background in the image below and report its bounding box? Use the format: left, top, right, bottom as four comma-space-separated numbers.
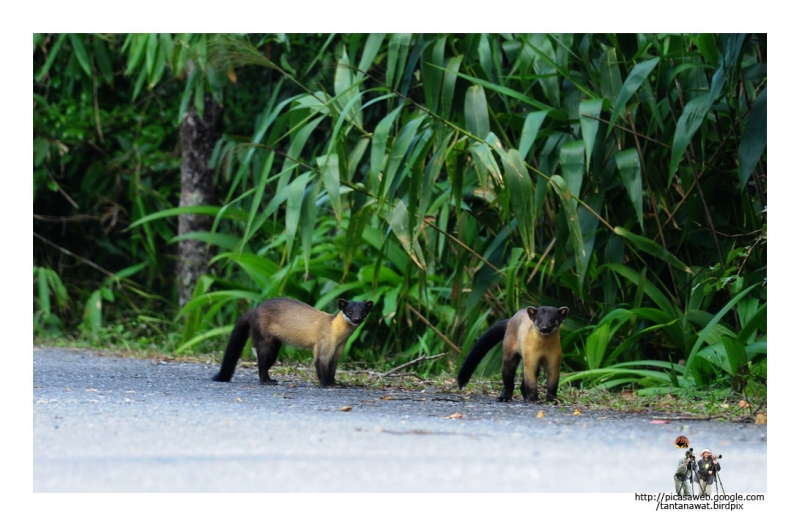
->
33, 33, 766, 397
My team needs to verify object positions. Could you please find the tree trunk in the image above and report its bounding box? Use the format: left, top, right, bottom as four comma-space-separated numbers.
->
177, 95, 223, 308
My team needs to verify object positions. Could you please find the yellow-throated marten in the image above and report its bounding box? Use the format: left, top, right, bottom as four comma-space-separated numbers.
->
212, 297, 373, 387
457, 306, 568, 402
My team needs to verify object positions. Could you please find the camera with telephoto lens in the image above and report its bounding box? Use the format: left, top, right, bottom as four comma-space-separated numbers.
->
688, 448, 696, 461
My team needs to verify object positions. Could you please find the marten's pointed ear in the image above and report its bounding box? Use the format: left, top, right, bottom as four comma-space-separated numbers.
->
526, 306, 537, 320
338, 298, 348, 311
365, 300, 374, 311
559, 307, 569, 318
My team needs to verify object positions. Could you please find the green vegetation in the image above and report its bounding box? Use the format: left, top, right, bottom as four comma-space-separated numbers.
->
34, 34, 766, 409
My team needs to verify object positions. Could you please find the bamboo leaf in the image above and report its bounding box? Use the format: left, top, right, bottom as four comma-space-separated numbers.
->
550, 175, 585, 281
579, 99, 604, 171
614, 226, 692, 274
370, 106, 403, 193
559, 140, 584, 198
598, 47, 623, 104
465, 85, 490, 140
441, 55, 463, 121
518, 111, 549, 160
421, 37, 446, 115
317, 153, 342, 224
92, 35, 114, 86
668, 94, 710, 185
614, 149, 644, 229
35, 33, 67, 82
388, 200, 426, 270
334, 48, 362, 128
355, 33, 385, 82
685, 284, 759, 380
607, 57, 659, 135
739, 85, 766, 188
285, 172, 311, 260
501, 149, 536, 258
68, 34, 92, 78
300, 179, 321, 275
37, 267, 51, 318
470, 142, 503, 188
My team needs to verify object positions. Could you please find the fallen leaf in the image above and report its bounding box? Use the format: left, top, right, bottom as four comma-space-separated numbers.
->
573, 409, 581, 416
382, 395, 393, 400
536, 411, 545, 418
445, 413, 464, 419
85, 388, 97, 392
755, 413, 767, 425
339, 406, 353, 412
621, 390, 635, 399
650, 419, 670, 424
236, 397, 243, 402
738, 400, 750, 408
719, 403, 730, 409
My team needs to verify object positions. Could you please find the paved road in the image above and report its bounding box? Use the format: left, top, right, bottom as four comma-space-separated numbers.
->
33, 347, 766, 492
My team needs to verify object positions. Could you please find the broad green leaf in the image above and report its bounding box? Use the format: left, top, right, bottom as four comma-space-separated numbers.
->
441, 55, 463, 121
83, 290, 103, 331
176, 325, 235, 354
465, 85, 490, 140
125, 33, 148, 76
559, 140, 584, 198
316, 153, 342, 224
599, 47, 623, 104
334, 48, 362, 128
439, 66, 559, 115
355, 33, 385, 83
614, 149, 644, 229
739, 86, 766, 188
386, 33, 412, 91
300, 179, 321, 275
668, 94, 710, 185
145, 32, 158, 80
388, 200, 426, 270
68, 34, 92, 78
684, 283, 759, 378
607, 263, 678, 320
501, 149, 536, 258
518, 111, 549, 160
614, 226, 692, 274
284, 172, 311, 260
550, 175, 585, 281
37, 267, 50, 317
381, 113, 425, 203
421, 37, 446, 115
579, 99, 604, 171
128, 205, 248, 230
369, 106, 403, 192
470, 142, 503, 189
92, 35, 114, 86
720, 335, 747, 376
607, 57, 659, 135
35, 33, 67, 82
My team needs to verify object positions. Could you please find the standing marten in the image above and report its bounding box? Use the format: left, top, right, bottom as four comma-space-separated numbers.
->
212, 297, 373, 387
458, 306, 568, 402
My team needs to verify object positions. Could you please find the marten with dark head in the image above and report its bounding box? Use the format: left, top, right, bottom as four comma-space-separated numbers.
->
457, 306, 568, 403
212, 297, 373, 387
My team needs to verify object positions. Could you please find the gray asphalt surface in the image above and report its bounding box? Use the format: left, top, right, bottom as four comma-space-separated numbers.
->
33, 347, 767, 492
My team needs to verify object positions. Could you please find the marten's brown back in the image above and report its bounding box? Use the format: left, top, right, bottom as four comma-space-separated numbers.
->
254, 298, 336, 350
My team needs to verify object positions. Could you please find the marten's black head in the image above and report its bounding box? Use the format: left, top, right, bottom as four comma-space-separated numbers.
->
338, 299, 374, 326
526, 306, 569, 335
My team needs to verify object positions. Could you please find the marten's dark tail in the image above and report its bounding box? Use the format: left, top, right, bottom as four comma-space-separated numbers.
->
457, 319, 509, 388
212, 312, 253, 382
